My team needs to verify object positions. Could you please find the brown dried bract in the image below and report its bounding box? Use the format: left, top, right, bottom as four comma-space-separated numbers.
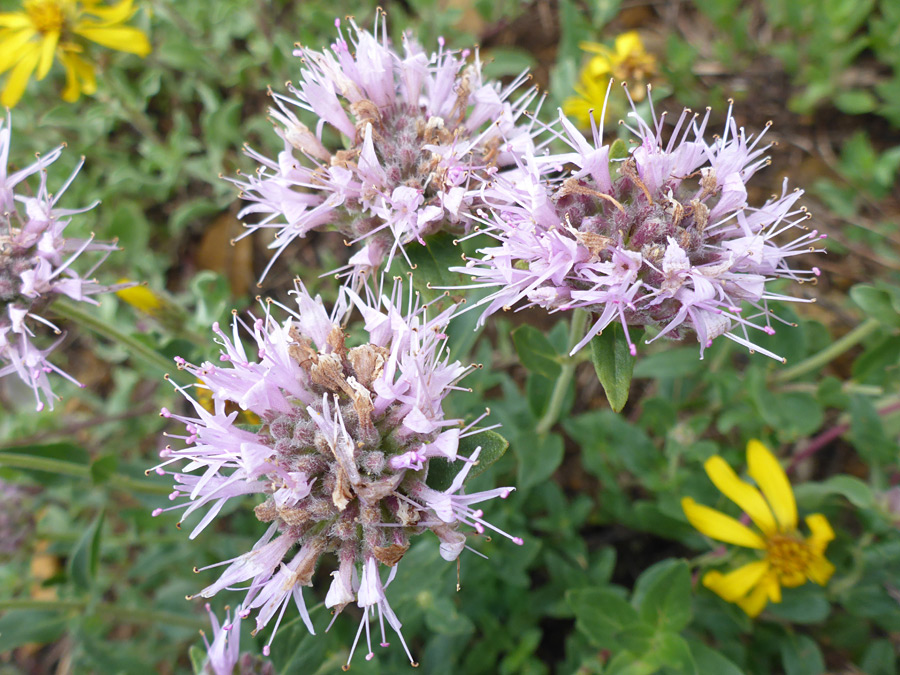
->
373, 542, 410, 567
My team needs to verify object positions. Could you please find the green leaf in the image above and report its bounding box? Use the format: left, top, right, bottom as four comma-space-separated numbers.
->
850, 285, 900, 327
567, 587, 639, 648
425, 429, 509, 492
767, 584, 830, 623
609, 138, 630, 161
756, 391, 824, 440
564, 411, 663, 479
513, 325, 562, 380
591, 324, 636, 412
460, 429, 509, 483
849, 395, 895, 464
688, 640, 744, 675
403, 232, 462, 299
645, 631, 695, 673
633, 559, 693, 631
515, 431, 564, 491
860, 639, 897, 675
90, 455, 118, 485
68, 510, 105, 591
188, 644, 207, 674
794, 474, 874, 510
852, 335, 900, 384
604, 651, 658, 675
0, 610, 67, 652
633, 347, 704, 379
481, 47, 537, 79
780, 634, 826, 675
834, 89, 878, 114
618, 622, 656, 655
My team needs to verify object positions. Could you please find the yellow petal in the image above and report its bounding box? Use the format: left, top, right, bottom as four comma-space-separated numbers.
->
58, 50, 97, 101
116, 283, 164, 314
681, 497, 766, 549
705, 455, 778, 535
73, 25, 150, 56
780, 570, 806, 588
0, 12, 33, 28
584, 54, 613, 79
747, 439, 797, 532
1, 43, 39, 107
36, 31, 59, 80
0, 28, 38, 74
805, 513, 835, 552
80, 0, 136, 25
763, 573, 781, 603
72, 52, 97, 95
702, 560, 770, 602
806, 555, 835, 586
578, 40, 613, 58
736, 578, 770, 617
614, 31, 643, 58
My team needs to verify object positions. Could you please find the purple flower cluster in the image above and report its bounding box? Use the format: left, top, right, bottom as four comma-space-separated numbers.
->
154, 280, 520, 666
0, 115, 119, 410
456, 95, 824, 359
234, 14, 543, 281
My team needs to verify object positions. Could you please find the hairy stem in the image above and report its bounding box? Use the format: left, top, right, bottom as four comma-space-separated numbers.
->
788, 398, 900, 473
774, 317, 881, 383
0, 451, 170, 496
535, 309, 589, 435
0, 599, 204, 629
51, 297, 183, 383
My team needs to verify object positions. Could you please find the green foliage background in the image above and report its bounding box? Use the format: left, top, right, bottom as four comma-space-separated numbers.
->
2, 1, 900, 673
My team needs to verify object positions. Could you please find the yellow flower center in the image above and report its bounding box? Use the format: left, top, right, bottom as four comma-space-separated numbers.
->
24, 0, 68, 34
766, 534, 812, 577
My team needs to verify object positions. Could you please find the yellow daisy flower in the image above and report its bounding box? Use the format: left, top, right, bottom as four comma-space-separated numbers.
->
562, 30, 656, 129
681, 440, 836, 617
0, 0, 151, 107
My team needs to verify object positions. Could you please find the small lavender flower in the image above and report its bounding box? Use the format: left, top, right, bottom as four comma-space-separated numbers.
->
153, 280, 520, 666
234, 14, 543, 281
0, 114, 120, 410
456, 92, 825, 360
201, 605, 274, 675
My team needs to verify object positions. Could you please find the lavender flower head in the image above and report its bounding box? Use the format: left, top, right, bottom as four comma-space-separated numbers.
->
0, 115, 120, 410
234, 14, 543, 281
457, 91, 825, 360
153, 280, 520, 666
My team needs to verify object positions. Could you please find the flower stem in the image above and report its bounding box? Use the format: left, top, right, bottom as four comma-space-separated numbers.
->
0, 598, 204, 629
51, 297, 183, 383
774, 317, 881, 384
535, 309, 589, 435
0, 451, 170, 496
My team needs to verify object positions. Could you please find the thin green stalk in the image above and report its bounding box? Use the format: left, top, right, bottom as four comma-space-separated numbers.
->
774, 317, 881, 384
0, 452, 89, 478
0, 451, 171, 496
0, 599, 205, 630
51, 297, 184, 383
535, 310, 589, 436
